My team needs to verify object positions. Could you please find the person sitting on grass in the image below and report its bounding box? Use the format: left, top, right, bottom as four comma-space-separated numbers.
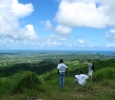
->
74, 71, 89, 85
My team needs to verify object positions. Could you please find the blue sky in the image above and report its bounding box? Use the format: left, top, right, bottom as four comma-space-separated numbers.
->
0, 0, 115, 51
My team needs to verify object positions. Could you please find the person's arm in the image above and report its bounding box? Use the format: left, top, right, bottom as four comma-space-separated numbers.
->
74, 75, 77, 79
65, 68, 68, 73
57, 69, 59, 74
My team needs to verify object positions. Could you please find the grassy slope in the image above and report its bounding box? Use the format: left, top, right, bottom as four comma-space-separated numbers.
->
0, 59, 115, 100
36, 59, 115, 100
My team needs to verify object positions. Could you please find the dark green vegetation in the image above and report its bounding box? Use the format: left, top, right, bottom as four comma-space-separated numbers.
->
0, 51, 115, 100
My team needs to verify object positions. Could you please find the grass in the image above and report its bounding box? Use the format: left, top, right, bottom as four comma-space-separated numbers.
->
1, 74, 115, 100
93, 67, 115, 81
0, 59, 115, 100
35, 77, 115, 100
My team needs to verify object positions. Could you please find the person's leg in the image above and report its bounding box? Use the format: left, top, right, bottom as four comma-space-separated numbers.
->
58, 74, 61, 88
89, 76, 92, 82
61, 75, 65, 88
59, 73, 65, 88
88, 71, 93, 82
74, 78, 78, 85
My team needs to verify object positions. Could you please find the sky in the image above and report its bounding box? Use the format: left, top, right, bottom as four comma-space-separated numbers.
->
0, 0, 115, 51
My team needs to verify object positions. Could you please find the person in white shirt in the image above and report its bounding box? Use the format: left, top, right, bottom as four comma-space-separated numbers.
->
74, 71, 89, 85
57, 59, 68, 88
88, 60, 93, 82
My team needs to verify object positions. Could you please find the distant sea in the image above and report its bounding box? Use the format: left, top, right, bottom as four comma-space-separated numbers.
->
0, 50, 115, 55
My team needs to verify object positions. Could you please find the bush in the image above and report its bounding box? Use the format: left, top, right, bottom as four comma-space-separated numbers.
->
10, 71, 42, 93
0, 78, 11, 94
93, 67, 115, 81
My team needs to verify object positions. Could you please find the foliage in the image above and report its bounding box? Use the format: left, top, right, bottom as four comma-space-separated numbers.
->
0, 77, 11, 94
0, 52, 115, 100
0, 61, 57, 77
10, 71, 42, 93
93, 67, 115, 81
93, 58, 115, 70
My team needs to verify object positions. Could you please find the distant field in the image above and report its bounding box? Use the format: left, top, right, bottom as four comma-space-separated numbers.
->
0, 50, 114, 62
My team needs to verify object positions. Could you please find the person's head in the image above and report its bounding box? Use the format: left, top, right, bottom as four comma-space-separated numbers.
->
59, 59, 63, 63
88, 60, 91, 63
79, 71, 83, 74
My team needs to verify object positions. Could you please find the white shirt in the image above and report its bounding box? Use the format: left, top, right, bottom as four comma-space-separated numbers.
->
57, 63, 68, 73
75, 74, 89, 85
88, 62, 93, 72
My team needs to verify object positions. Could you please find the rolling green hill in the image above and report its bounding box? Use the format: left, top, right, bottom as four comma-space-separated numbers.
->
0, 58, 115, 100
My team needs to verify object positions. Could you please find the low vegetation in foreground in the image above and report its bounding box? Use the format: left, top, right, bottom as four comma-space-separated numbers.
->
0, 58, 115, 100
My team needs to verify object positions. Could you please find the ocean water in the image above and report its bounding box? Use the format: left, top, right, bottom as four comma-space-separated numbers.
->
0, 50, 115, 55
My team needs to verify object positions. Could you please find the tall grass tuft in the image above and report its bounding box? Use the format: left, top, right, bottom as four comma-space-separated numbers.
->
10, 71, 42, 93
0, 78, 11, 95
93, 67, 115, 81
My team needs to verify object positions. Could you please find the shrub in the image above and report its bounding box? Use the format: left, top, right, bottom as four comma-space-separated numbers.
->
10, 71, 42, 93
93, 67, 115, 81
0, 78, 11, 94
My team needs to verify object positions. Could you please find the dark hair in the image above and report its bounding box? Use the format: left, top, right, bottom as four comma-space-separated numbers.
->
59, 59, 63, 63
79, 71, 83, 74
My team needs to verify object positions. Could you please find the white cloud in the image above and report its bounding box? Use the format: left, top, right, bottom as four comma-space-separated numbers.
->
46, 20, 52, 30
22, 24, 39, 40
50, 25, 71, 41
78, 39, 85, 44
44, 20, 52, 30
0, 0, 38, 42
40, 38, 61, 47
54, 0, 115, 28
55, 25, 72, 34
105, 29, 115, 40
88, 44, 100, 47
106, 43, 115, 47
40, 20, 52, 30
110, 29, 115, 33
50, 34, 68, 41
11, 0, 34, 18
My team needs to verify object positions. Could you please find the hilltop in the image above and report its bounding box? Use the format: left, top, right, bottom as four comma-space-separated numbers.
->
0, 57, 115, 100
